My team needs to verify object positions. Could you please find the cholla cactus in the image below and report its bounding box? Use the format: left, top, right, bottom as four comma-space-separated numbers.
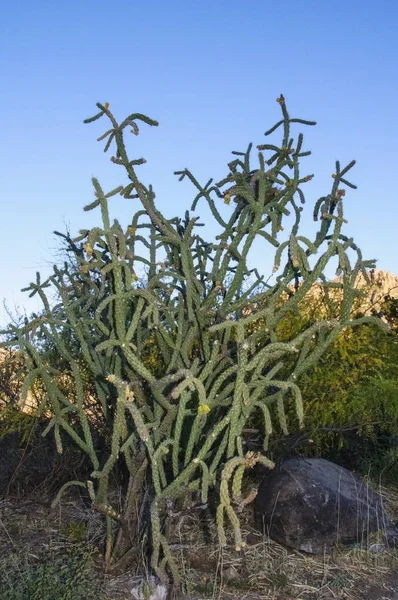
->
0, 96, 380, 583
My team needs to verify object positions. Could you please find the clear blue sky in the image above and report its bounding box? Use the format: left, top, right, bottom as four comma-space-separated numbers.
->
1, 0, 397, 327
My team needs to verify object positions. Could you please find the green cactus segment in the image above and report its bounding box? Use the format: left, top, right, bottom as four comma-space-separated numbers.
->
0, 96, 377, 580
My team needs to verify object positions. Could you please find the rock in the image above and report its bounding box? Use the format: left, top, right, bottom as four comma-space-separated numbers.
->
255, 457, 395, 554
368, 543, 387, 553
130, 576, 168, 600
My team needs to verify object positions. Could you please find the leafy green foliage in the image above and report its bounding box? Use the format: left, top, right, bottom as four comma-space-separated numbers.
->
0, 348, 41, 442
298, 323, 398, 435
250, 286, 398, 464
0, 544, 103, 600
359, 446, 398, 485
0, 405, 38, 443
0, 96, 377, 583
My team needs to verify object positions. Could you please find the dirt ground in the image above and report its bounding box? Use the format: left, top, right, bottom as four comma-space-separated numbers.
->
1, 488, 398, 600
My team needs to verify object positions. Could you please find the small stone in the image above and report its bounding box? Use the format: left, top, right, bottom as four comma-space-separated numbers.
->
130, 576, 168, 600
369, 543, 387, 553
222, 566, 239, 582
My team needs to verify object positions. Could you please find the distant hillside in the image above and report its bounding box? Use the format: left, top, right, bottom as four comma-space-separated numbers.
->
241, 269, 398, 318
302, 269, 398, 318
351, 269, 398, 314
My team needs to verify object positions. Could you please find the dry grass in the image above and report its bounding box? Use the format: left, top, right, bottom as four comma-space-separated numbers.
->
164, 484, 398, 600
168, 523, 398, 600
1, 484, 398, 600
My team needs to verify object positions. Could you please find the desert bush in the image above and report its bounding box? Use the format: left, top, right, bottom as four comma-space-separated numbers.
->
246, 286, 398, 470
287, 293, 397, 436
0, 96, 381, 583
0, 544, 103, 600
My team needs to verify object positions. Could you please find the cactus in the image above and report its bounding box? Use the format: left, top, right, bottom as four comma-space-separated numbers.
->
0, 96, 380, 582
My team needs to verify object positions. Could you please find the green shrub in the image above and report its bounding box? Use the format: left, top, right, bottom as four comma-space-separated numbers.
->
359, 447, 398, 485
0, 545, 103, 600
250, 287, 398, 465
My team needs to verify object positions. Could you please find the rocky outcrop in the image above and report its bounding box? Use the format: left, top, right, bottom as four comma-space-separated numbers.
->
354, 269, 398, 315
311, 269, 398, 318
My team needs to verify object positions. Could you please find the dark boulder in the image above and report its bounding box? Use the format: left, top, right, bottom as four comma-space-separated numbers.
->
255, 457, 396, 554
